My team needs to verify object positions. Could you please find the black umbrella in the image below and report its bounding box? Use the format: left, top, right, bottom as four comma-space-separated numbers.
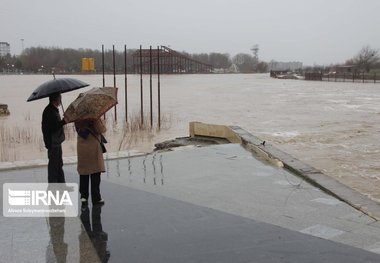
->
27, 77, 89, 102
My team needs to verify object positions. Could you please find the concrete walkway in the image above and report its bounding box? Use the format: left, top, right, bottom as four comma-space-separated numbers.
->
1, 144, 380, 262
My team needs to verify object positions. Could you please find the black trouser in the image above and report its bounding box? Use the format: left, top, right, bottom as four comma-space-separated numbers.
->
47, 146, 65, 183
79, 173, 101, 202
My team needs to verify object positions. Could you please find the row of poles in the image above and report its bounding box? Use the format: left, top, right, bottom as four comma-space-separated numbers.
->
101, 44, 161, 129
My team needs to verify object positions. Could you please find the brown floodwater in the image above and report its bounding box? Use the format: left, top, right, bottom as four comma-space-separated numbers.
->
1, 74, 380, 203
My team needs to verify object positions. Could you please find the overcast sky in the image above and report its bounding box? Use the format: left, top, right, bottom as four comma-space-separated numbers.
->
1, 0, 380, 65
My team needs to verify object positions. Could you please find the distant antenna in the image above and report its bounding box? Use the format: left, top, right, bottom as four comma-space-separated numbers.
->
251, 44, 259, 60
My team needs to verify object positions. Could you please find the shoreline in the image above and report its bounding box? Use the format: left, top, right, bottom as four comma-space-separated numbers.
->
2, 122, 380, 221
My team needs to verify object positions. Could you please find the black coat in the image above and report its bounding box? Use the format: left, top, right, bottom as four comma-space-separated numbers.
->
42, 103, 65, 149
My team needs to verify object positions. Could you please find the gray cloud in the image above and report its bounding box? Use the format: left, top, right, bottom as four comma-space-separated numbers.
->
1, 0, 379, 65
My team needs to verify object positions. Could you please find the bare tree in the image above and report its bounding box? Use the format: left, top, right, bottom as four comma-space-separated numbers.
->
209, 53, 231, 68
352, 45, 379, 72
232, 53, 255, 72
256, 61, 268, 73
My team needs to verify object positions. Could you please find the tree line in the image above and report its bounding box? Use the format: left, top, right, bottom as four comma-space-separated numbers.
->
1, 45, 378, 74
0, 46, 269, 74
344, 45, 380, 73
304, 45, 380, 74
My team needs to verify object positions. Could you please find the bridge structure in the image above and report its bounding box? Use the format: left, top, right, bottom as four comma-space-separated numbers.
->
132, 46, 213, 74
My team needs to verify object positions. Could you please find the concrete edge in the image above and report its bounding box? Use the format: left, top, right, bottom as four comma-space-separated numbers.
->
189, 121, 380, 221
0, 150, 147, 172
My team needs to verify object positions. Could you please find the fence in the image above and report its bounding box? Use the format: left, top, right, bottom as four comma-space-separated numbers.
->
305, 72, 379, 83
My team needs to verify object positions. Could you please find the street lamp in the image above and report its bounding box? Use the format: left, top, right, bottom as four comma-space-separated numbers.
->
20, 39, 24, 53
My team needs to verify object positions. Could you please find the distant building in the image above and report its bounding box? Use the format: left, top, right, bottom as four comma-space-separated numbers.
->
0, 42, 10, 57
268, 61, 303, 71
329, 65, 358, 74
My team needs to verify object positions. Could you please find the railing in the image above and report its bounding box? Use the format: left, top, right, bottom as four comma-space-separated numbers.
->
305, 72, 379, 83
323, 72, 378, 83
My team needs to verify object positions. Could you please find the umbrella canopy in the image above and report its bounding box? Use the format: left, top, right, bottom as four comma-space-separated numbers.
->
64, 87, 118, 123
27, 78, 89, 102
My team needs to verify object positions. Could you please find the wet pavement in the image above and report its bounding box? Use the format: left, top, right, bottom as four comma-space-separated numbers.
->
2, 144, 380, 262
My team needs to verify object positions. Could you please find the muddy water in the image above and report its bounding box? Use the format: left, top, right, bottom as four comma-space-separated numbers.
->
1, 74, 380, 202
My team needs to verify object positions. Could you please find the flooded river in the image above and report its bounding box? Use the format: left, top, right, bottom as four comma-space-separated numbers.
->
1, 74, 380, 203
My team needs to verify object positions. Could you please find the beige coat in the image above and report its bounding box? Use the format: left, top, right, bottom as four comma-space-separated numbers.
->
76, 119, 107, 175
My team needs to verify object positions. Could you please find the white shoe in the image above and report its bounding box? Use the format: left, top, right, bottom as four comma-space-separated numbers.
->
93, 199, 105, 205
81, 198, 88, 203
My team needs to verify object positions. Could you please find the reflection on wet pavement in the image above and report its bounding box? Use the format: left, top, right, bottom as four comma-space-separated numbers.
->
2, 143, 380, 262
105, 152, 165, 187
86, 144, 380, 263
80, 204, 110, 262
47, 217, 67, 263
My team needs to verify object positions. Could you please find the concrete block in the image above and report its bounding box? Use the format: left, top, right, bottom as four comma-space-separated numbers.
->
189, 122, 242, 143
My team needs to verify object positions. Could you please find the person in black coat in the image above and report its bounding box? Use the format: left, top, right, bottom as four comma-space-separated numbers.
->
42, 93, 67, 183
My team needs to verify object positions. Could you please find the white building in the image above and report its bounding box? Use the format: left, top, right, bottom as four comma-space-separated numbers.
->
0, 42, 11, 57
269, 61, 303, 71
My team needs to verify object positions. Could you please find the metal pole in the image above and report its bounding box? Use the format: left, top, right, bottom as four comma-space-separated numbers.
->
157, 46, 161, 129
124, 45, 128, 123
102, 45, 106, 120
113, 45, 117, 122
149, 46, 153, 127
140, 45, 144, 126
102, 45, 105, 87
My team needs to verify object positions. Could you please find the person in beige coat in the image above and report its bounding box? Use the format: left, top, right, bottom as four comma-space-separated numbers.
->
75, 118, 107, 205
